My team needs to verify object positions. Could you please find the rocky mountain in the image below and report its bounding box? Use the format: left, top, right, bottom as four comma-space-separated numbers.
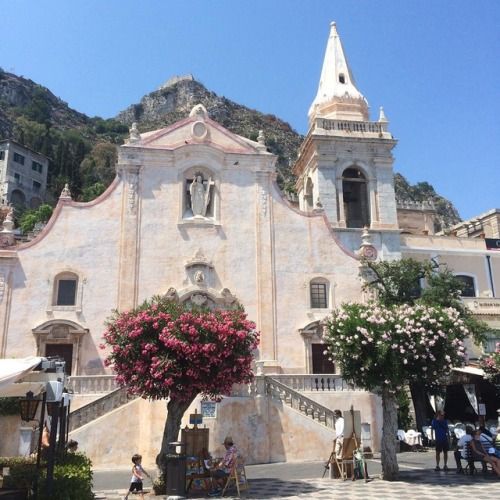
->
0, 69, 461, 227
116, 75, 302, 193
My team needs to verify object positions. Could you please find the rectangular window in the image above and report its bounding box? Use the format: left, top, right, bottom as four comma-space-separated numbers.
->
310, 283, 328, 308
32, 161, 43, 173
484, 334, 500, 354
33, 180, 41, 192
57, 280, 77, 306
0, 151, 5, 160
14, 172, 21, 184
13, 152, 25, 165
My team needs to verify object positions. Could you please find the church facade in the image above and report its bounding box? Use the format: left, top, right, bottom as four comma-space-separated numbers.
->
0, 23, 498, 465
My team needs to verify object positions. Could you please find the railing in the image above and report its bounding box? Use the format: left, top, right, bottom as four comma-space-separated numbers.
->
270, 374, 359, 392
316, 118, 386, 134
67, 375, 118, 394
265, 377, 336, 429
68, 387, 136, 432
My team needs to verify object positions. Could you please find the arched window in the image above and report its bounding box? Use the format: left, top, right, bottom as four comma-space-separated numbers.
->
53, 272, 78, 306
455, 275, 476, 297
10, 189, 26, 207
304, 177, 314, 211
342, 167, 370, 228
310, 278, 329, 309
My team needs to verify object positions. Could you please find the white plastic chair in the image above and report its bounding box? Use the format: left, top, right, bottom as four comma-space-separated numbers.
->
454, 428, 466, 440
397, 429, 406, 441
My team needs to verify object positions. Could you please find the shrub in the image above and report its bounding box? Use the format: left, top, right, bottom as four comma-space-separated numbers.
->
39, 452, 94, 500
0, 397, 20, 416
0, 456, 38, 491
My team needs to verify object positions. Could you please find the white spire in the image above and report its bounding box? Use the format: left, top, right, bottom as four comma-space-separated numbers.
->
308, 22, 369, 123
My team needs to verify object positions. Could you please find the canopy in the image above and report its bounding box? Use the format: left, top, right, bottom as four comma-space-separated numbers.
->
0, 356, 43, 395
452, 366, 485, 377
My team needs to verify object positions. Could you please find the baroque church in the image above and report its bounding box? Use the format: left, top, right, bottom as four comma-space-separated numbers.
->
0, 23, 498, 466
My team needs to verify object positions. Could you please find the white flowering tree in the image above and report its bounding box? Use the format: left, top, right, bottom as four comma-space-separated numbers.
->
323, 302, 468, 480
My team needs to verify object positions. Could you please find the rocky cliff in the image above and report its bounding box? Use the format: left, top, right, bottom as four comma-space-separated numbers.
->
0, 69, 462, 227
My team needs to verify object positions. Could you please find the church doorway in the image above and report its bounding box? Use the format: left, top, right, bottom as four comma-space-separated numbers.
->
311, 344, 336, 374
45, 343, 73, 375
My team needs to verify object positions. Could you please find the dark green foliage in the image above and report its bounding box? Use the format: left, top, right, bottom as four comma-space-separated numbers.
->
397, 391, 413, 430
0, 456, 38, 491
364, 258, 489, 344
0, 452, 94, 500
18, 203, 53, 234
81, 182, 107, 202
0, 397, 20, 415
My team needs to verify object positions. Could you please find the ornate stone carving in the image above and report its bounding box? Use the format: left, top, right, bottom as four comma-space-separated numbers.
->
220, 288, 237, 305
190, 293, 207, 306
194, 270, 205, 284
0, 272, 5, 304
165, 287, 179, 302
127, 170, 140, 214
357, 226, 377, 261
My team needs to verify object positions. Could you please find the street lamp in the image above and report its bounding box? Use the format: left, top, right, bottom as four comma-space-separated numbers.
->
19, 391, 40, 422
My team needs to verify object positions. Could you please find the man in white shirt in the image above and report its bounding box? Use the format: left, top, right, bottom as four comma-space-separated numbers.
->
334, 409, 344, 458
454, 426, 473, 473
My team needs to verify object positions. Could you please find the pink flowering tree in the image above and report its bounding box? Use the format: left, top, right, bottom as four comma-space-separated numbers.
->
323, 302, 468, 480
101, 295, 259, 471
480, 342, 500, 388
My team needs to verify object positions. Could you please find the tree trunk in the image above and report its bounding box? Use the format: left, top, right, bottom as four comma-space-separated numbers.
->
409, 382, 428, 436
381, 388, 399, 480
156, 397, 195, 473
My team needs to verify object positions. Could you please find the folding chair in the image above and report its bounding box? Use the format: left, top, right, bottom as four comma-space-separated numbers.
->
221, 456, 249, 497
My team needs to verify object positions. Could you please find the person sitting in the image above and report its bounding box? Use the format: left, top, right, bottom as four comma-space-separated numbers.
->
208, 436, 238, 497
470, 429, 500, 476
454, 425, 473, 474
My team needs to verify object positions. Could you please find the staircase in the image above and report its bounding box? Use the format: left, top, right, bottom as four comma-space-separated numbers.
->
68, 386, 137, 432
67, 374, 354, 432
264, 374, 357, 429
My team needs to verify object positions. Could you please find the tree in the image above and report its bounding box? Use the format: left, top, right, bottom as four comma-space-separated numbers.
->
362, 258, 489, 432
480, 343, 500, 389
101, 295, 259, 473
18, 204, 53, 234
323, 302, 468, 480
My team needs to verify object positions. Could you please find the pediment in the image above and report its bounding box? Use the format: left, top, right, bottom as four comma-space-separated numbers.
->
125, 107, 266, 155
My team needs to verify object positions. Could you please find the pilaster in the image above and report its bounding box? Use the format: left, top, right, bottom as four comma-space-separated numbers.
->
255, 171, 279, 372
117, 161, 142, 311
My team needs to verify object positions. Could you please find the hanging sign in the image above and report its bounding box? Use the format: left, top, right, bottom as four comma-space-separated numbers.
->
463, 384, 479, 414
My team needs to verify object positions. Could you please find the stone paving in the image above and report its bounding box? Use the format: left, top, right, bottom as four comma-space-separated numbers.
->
93, 453, 499, 499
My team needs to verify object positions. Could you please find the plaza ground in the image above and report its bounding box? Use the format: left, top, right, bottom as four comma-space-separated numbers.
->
92, 450, 499, 499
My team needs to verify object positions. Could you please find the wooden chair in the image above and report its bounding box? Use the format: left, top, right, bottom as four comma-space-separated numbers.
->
221, 457, 249, 497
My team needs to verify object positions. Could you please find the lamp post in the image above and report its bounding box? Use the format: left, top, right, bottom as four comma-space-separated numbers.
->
19, 391, 40, 422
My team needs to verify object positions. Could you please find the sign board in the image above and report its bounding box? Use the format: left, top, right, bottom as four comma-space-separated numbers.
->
201, 401, 217, 419
478, 403, 486, 416
485, 239, 500, 250
189, 412, 203, 426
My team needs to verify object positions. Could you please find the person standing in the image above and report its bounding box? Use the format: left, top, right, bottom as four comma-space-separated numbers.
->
431, 410, 450, 471
334, 410, 345, 458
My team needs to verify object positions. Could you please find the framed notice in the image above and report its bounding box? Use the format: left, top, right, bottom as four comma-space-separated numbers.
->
201, 401, 217, 419
478, 403, 486, 416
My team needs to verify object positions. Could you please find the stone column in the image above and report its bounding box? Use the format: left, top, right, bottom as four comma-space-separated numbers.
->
255, 171, 280, 373
117, 161, 142, 311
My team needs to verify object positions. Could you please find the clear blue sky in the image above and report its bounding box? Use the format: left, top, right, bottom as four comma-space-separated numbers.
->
1, 0, 499, 220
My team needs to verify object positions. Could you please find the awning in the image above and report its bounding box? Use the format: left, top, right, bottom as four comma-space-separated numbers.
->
0, 356, 43, 394
452, 366, 485, 377
0, 381, 45, 397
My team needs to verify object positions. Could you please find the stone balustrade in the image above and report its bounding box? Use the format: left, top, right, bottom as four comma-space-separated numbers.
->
265, 377, 337, 429
270, 374, 359, 392
67, 375, 118, 394
316, 118, 387, 134
69, 387, 135, 432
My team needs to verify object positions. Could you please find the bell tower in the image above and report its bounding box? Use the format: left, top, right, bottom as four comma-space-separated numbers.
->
294, 22, 399, 244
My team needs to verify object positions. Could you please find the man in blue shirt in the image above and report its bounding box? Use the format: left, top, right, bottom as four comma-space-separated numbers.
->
431, 410, 450, 471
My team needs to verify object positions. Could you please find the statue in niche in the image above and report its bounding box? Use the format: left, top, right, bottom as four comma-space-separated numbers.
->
194, 270, 205, 284
189, 175, 212, 217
